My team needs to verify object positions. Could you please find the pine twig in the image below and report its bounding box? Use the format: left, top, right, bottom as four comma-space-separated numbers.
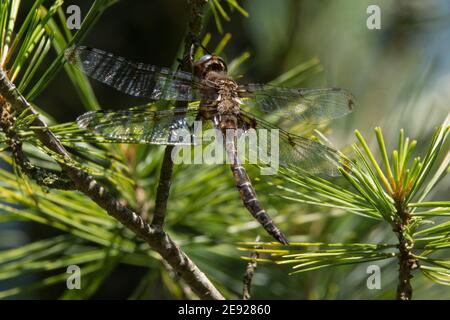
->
152, 147, 174, 226
151, 0, 207, 228
242, 236, 261, 300
0, 96, 74, 190
394, 200, 418, 300
161, 259, 197, 300
0, 68, 224, 300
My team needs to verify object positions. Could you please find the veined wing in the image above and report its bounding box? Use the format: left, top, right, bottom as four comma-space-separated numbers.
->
238, 84, 355, 123
237, 110, 347, 176
77, 107, 213, 145
65, 46, 219, 101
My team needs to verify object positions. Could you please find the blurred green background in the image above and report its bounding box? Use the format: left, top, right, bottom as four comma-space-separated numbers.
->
0, 0, 449, 299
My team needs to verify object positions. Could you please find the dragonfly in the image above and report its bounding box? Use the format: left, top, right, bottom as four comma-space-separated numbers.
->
64, 45, 355, 245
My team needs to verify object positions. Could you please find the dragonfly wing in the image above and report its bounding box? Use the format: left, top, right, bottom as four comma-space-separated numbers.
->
237, 110, 346, 176
77, 107, 213, 145
238, 84, 355, 123
65, 46, 219, 101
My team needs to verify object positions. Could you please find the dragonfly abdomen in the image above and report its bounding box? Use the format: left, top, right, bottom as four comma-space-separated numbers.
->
229, 157, 289, 245
222, 118, 289, 245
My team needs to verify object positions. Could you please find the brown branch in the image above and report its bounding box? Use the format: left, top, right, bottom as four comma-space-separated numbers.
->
242, 236, 261, 300
151, 0, 207, 228
397, 238, 414, 300
161, 259, 196, 300
0, 98, 74, 190
0, 66, 224, 299
151, 146, 174, 226
0, 0, 223, 300
394, 200, 418, 300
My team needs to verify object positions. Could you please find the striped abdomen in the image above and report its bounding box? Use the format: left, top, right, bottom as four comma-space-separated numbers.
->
222, 120, 289, 245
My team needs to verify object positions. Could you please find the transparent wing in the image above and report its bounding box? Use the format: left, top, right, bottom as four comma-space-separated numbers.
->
77, 107, 214, 145
238, 84, 355, 123
237, 110, 346, 176
65, 46, 219, 101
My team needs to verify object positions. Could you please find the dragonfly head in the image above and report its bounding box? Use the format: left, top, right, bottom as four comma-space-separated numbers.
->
193, 54, 227, 78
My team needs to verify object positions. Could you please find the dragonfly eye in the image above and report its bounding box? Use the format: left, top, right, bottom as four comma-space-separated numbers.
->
196, 54, 213, 64
194, 55, 227, 76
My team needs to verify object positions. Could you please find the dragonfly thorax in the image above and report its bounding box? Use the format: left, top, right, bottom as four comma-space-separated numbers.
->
200, 77, 240, 116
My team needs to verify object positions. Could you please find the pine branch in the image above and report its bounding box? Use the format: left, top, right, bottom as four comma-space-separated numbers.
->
0, 97, 74, 190
394, 197, 418, 300
239, 120, 449, 298
242, 236, 260, 300
151, 0, 207, 228
152, 147, 174, 227
0, 67, 224, 300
